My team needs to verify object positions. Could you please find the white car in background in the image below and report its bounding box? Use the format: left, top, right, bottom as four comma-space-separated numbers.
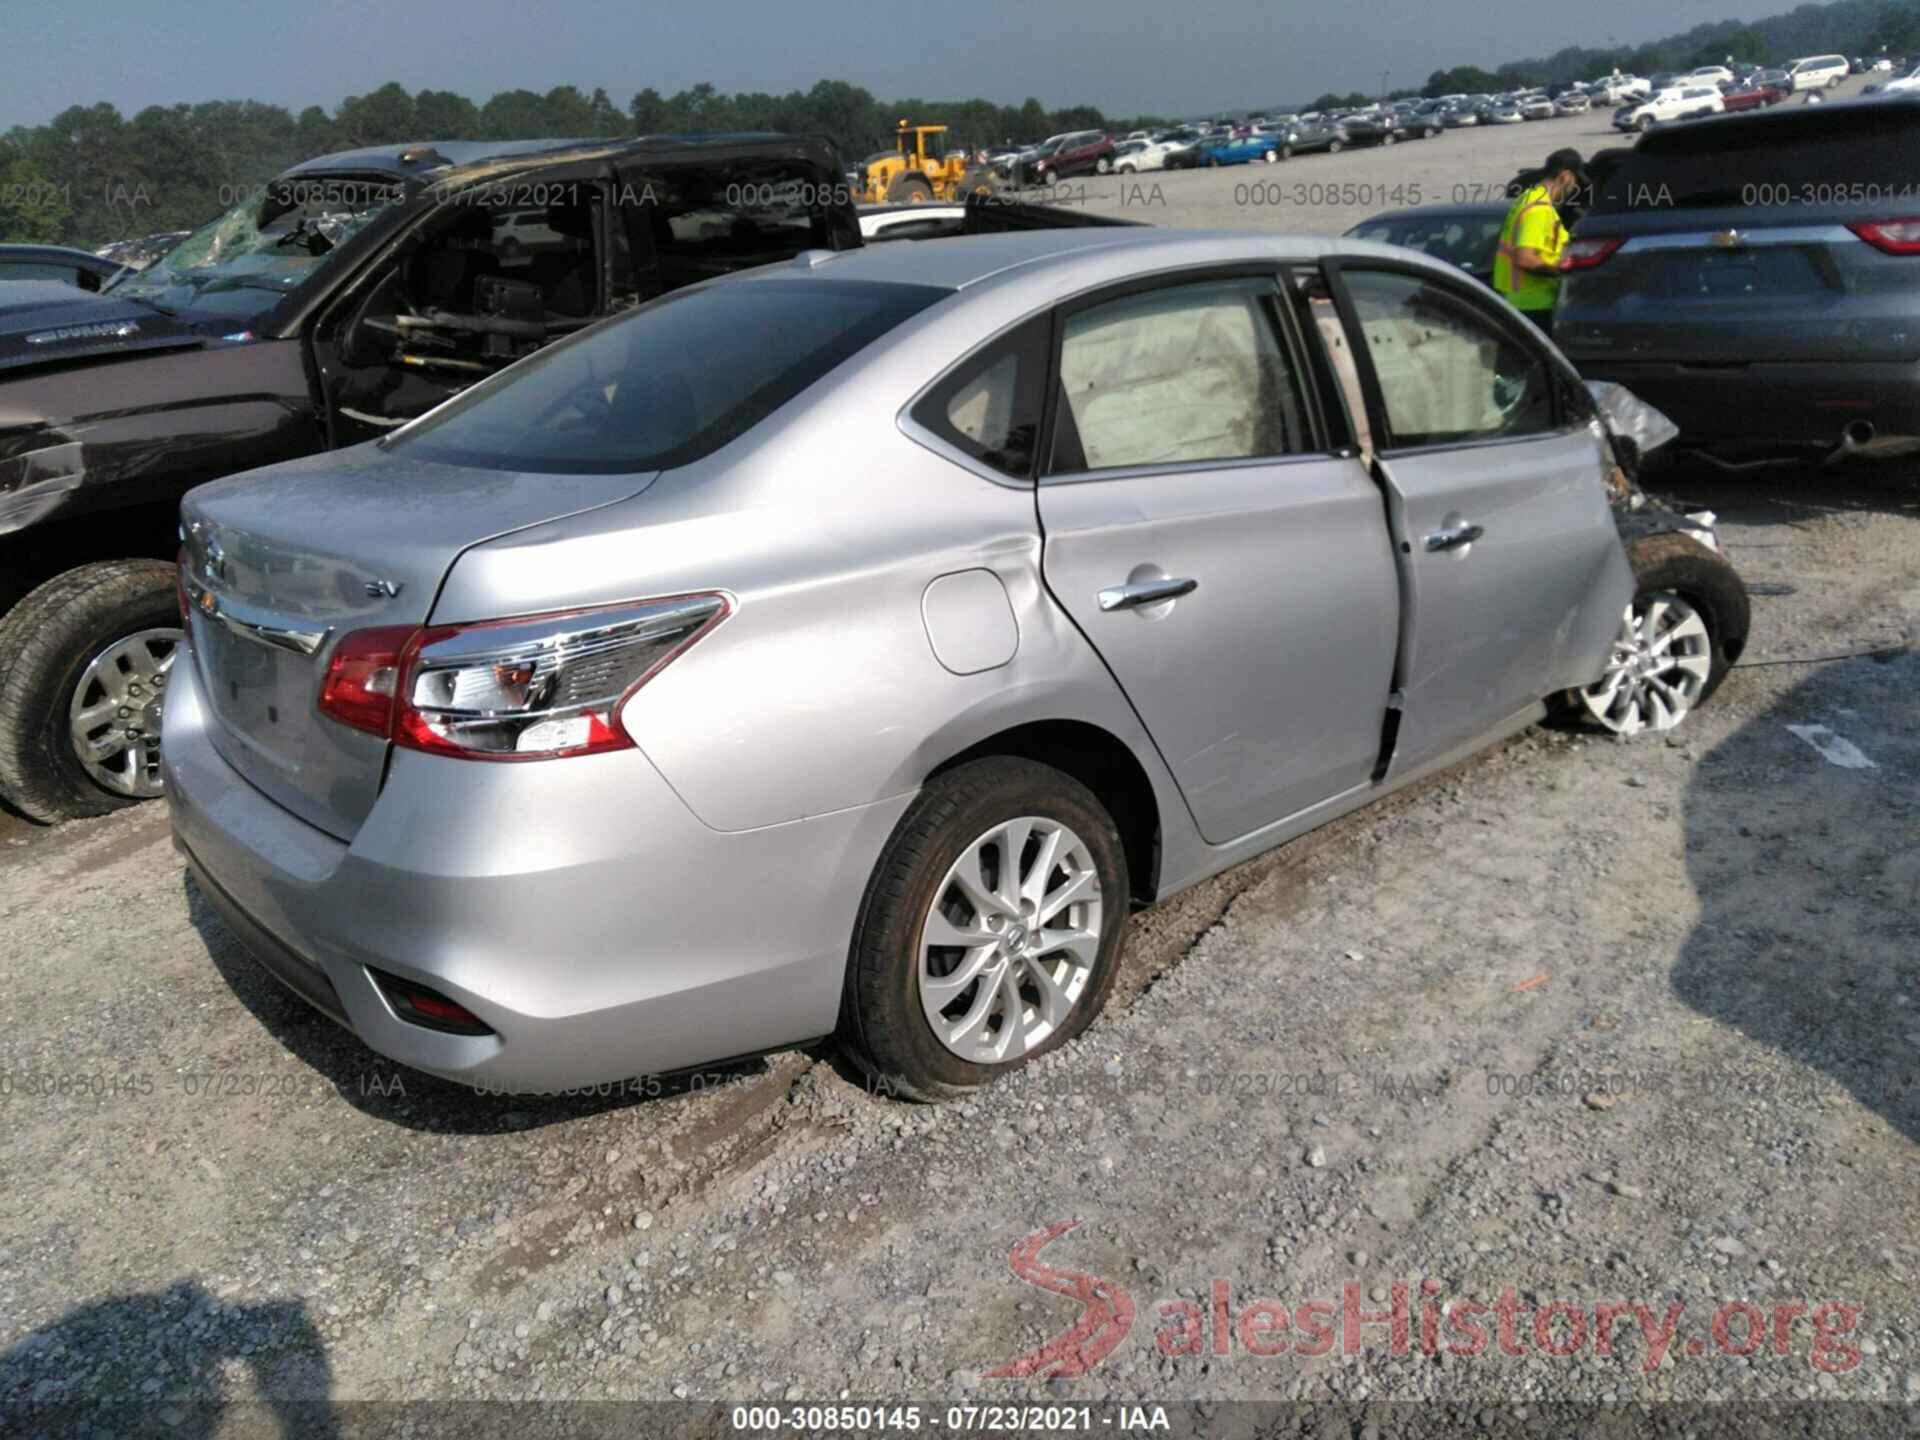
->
1683, 65, 1736, 85
1785, 54, 1850, 90
1867, 63, 1920, 94
1614, 85, 1726, 131
1111, 137, 1184, 172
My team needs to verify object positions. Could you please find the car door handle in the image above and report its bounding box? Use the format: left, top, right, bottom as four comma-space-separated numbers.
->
1098, 577, 1198, 612
1424, 523, 1486, 553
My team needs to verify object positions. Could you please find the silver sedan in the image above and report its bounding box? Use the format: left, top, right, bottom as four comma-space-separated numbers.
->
166, 229, 1744, 1100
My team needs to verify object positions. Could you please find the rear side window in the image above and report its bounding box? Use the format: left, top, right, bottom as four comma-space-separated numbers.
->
1591, 106, 1920, 213
1049, 278, 1308, 474
910, 318, 1048, 480
395, 278, 946, 473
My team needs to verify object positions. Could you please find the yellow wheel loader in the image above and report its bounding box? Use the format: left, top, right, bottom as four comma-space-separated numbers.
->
857, 121, 1000, 205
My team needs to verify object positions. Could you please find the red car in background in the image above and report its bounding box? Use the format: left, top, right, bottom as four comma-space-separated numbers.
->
1721, 71, 1792, 110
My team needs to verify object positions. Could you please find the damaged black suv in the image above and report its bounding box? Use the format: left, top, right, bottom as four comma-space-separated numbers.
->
0, 134, 865, 821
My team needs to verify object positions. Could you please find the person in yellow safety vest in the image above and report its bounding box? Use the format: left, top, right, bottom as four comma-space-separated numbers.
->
1493, 147, 1589, 338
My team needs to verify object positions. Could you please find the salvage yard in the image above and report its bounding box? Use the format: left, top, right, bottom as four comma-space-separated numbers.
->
2, 96, 1918, 1414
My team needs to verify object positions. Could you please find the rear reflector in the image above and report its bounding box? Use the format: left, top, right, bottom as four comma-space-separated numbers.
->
368, 969, 493, 1036
1848, 219, 1920, 255
1561, 236, 1625, 270
317, 625, 414, 738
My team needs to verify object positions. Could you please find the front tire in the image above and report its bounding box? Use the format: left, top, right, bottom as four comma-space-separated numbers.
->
1570, 533, 1749, 736
1328, 139, 1344, 153
1095, 155, 1113, 174
884, 174, 934, 205
0, 559, 182, 823
839, 758, 1129, 1101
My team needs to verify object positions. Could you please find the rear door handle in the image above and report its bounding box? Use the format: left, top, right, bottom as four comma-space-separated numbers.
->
1425, 523, 1485, 553
1098, 576, 1198, 612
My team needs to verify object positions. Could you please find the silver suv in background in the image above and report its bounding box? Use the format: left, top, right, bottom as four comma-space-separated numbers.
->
1558, 97, 1920, 465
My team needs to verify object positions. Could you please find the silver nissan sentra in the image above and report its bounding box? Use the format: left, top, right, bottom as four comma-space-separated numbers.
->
165, 229, 1742, 1100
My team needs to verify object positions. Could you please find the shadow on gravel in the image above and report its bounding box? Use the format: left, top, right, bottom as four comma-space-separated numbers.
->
0, 1280, 335, 1435
1673, 650, 1919, 1145
183, 873, 778, 1137
1643, 458, 1920, 534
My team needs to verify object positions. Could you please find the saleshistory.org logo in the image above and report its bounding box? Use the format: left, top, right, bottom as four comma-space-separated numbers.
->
986, 1222, 1865, 1378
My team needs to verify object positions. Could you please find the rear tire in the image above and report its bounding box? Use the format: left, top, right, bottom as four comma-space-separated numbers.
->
884, 174, 935, 205
839, 758, 1129, 1102
0, 560, 181, 823
957, 165, 1000, 199
1328, 139, 1344, 153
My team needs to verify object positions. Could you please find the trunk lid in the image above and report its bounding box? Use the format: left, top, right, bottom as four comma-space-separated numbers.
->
180, 445, 658, 839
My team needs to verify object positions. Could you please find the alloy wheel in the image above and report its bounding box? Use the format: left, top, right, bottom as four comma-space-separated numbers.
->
68, 627, 181, 798
917, 816, 1103, 1064
1579, 593, 1712, 735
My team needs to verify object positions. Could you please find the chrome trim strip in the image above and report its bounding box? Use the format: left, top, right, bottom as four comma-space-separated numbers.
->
1618, 226, 1858, 252
186, 578, 332, 658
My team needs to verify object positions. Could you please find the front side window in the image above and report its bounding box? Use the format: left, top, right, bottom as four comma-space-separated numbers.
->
394, 277, 946, 473
1341, 270, 1553, 449
1050, 278, 1307, 474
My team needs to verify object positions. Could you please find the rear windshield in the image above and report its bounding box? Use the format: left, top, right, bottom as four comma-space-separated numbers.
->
392, 277, 947, 473
1591, 107, 1920, 213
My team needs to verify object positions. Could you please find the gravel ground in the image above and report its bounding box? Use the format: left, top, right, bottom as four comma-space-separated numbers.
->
1, 91, 1916, 1426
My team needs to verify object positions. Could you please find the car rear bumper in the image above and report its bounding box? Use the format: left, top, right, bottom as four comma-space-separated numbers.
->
1562, 356, 1920, 454
163, 648, 910, 1093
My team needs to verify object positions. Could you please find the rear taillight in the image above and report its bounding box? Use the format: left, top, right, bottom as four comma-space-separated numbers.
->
1848, 219, 1920, 255
1561, 236, 1625, 270
318, 593, 729, 760
317, 625, 414, 738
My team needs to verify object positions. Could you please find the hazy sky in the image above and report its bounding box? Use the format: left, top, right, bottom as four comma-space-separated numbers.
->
7, 0, 1776, 131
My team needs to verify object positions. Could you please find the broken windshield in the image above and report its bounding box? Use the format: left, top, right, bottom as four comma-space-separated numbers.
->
107, 177, 403, 330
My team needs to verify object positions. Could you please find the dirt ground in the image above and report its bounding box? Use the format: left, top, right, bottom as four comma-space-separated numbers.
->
2, 85, 1916, 1428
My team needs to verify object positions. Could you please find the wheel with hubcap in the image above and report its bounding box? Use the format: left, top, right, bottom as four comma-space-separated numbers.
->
0, 558, 182, 822
1571, 532, 1748, 736
840, 757, 1128, 1100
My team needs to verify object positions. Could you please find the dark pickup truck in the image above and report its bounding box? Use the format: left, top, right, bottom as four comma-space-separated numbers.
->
0, 133, 1106, 821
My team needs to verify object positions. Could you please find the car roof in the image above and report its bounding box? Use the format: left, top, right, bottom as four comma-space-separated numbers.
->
276, 132, 837, 184
1637, 92, 1918, 150
1348, 204, 1508, 226
741, 227, 1459, 295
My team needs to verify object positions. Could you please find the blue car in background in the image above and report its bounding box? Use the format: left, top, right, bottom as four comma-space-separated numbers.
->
1203, 133, 1281, 165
